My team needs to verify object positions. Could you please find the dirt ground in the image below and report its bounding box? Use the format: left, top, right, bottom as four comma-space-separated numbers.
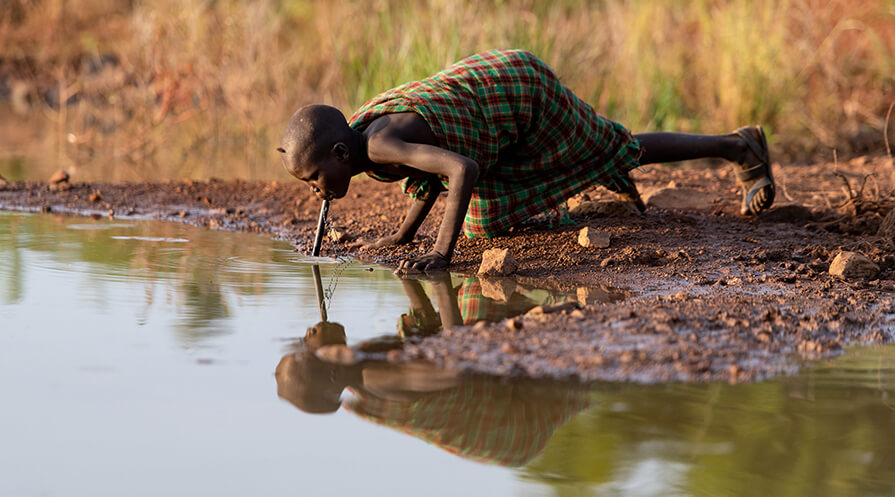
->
3, 155, 895, 382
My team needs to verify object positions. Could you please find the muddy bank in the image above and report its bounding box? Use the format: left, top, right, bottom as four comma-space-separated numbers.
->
2, 155, 895, 382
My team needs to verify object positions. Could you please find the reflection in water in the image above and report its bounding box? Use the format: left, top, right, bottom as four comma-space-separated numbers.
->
5, 213, 895, 495
396, 273, 624, 337
277, 340, 592, 467
278, 266, 895, 495
280, 340, 895, 495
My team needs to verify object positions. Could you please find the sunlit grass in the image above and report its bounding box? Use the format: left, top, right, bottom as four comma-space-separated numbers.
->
0, 0, 892, 181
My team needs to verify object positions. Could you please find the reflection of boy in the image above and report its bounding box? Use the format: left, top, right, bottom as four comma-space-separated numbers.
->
344, 376, 591, 468
275, 349, 592, 468
397, 276, 565, 336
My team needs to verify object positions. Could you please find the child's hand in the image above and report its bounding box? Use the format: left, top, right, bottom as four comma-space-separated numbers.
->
396, 251, 449, 273
349, 233, 410, 250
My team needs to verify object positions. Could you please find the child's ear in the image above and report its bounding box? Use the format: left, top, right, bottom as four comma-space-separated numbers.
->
332, 142, 349, 161
276, 147, 286, 153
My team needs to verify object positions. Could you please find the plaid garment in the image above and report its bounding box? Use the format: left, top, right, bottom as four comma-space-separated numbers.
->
348, 49, 642, 238
344, 378, 591, 467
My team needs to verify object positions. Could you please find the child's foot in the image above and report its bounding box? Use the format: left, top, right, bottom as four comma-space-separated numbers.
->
732, 126, 775, 215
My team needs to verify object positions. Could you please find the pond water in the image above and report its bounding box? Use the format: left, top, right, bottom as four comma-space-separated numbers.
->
2, 212, 894, 497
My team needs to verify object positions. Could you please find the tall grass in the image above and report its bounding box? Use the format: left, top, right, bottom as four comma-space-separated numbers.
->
0, 0, 893, 181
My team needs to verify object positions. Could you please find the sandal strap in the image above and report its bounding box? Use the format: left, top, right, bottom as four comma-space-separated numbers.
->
734, 125, 771, 182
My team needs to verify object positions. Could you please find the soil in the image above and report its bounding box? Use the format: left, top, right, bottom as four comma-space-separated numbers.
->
3, 154, 895, 383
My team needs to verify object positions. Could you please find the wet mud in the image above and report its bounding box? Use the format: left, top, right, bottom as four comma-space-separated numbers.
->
2, 154, 895, 382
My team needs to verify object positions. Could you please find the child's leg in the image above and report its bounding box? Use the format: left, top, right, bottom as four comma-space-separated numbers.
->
634, 129, 774, 215
635, 132, 742, 165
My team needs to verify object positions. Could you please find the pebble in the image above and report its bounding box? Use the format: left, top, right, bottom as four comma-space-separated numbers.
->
328, 227, 353, 243
829, 251, 879, 279
505, 318, 524, 330
48, 169, 70, 184
578, 226, 611, 248
478, 248, 518, 276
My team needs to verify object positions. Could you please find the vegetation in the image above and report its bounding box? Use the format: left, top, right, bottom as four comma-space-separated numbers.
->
1, 0, 893, 180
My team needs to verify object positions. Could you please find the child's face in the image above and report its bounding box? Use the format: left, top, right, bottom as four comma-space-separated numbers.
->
286, 154, 353, 201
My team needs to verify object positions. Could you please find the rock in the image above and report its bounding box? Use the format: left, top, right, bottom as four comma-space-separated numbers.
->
48, 169, 70, 184
0, 173, 7, 187
566, 196, 586, 211
829, 251, 879, 279
478, 248, 517, 276
328, 227, 354, 243
569, 200, 639, 218
89, 190, 103, 203
642, 187, 718, 210
578, 227, 611, 248
505, 318, 523, 330
480, 277, 516, 302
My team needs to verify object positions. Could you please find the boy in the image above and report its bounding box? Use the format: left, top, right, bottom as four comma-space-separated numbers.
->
278, 50, 773, 272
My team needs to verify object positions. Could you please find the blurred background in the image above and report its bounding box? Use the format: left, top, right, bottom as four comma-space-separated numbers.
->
1, 0, 893, 182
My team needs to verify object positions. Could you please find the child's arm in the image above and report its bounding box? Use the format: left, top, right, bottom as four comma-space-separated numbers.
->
368, 136, 479, 272
367, 189, 440, 248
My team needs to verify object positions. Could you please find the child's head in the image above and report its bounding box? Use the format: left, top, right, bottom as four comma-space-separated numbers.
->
278, 104, 358, 200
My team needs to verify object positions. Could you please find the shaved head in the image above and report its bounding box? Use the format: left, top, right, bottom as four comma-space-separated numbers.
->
278, 105, 353, 177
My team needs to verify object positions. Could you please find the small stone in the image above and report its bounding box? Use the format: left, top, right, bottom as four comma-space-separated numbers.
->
478, 248, 518, 276
473, 320, 488, 330
578, 227, 611, 248
570, 200, 639, 218
570, 309, 586, 319
89, 190, 103, 203
505, 318, 523, 330
48, 169, 70, 184
829, 251, 879, 279
0, 173, 7, 187
566, 196, 586, 211
643, 187, 718, 210
480, 277, 516, 302
328, 227, 353, 243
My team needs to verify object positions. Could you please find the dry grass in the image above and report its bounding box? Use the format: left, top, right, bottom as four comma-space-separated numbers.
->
0, 0, 893, 181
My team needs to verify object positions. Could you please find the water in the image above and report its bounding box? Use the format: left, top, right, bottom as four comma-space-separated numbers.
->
1, 212, 894, 497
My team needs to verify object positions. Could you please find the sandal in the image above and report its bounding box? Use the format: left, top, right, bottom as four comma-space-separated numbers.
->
733, 126, 775, 215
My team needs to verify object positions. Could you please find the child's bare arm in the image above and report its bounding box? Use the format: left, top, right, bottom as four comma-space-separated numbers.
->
368, 136, 479, 271
368, 189, 441, 248
395, 192, 441, 241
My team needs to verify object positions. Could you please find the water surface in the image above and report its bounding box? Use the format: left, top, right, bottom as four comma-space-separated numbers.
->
1, 213, 894, 497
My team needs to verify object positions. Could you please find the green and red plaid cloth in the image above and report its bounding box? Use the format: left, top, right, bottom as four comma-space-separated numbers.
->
349, 49, 642, 238
345, 378, 591, 467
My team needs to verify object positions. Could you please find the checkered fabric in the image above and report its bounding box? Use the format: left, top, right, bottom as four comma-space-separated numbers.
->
348, 49, 642, 238
344, 378, 591, 467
